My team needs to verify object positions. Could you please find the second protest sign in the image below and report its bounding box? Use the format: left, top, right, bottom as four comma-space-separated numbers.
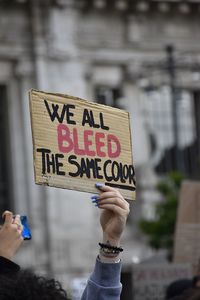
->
29, 89, 136, 200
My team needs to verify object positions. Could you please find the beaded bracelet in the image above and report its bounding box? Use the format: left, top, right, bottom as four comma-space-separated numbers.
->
99, 243, 123, 254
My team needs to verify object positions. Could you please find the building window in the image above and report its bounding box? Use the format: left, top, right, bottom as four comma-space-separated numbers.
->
94, 86, 123, 109
0, 85, 12, 213
141, 86, 200, 178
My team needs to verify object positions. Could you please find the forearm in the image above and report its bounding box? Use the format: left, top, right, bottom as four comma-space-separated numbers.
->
81, 258, 122, 300
82, 183, 128, 299
81, 239, 122, 299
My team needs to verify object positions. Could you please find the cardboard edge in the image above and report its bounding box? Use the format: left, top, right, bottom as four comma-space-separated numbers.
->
30, 88, 129, 115
127, 111, 136, 195
34, 179, 135, 201
28, 90, 37, 184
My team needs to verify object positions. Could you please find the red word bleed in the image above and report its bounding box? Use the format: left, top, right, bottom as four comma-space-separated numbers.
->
57, 124, 121, 158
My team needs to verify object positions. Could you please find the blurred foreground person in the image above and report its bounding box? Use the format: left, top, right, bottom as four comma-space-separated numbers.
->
186, 289, 200, 300
166, 279, 193, 299
193, 275, 200, 288
166, 276, 200, 300
0, 183, 130, 300
170, 289, 200, 300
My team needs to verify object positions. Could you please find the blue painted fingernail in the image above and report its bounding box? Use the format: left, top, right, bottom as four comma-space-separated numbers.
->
91, 195, 99, 200
95, 183, 104, 188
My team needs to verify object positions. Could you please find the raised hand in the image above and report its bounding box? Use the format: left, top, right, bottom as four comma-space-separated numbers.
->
93, 184, 130, 247
0, 211, 23, 260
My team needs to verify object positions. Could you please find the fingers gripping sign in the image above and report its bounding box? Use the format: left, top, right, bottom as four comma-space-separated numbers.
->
0, 211, 24, 260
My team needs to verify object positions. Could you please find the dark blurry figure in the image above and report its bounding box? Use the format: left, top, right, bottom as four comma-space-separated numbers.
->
175, 289, 200, 300
193, 275, 200, 288
166, 278, 193, 299
0, 269, 69, 300
166, 275, 200, 300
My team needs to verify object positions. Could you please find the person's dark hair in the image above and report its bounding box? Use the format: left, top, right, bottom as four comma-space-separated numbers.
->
173, 289, 200, 300
0, 269, 70, 300
193, 275, 200, 288
187, 289, 200, 300
166, 279, 193, 299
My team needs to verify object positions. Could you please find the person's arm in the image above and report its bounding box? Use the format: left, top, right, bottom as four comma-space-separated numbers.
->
81, 183, 130, 300
0, 211, 23, 274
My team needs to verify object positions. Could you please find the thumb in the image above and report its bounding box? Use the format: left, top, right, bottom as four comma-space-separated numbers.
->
2, 211, 13, 225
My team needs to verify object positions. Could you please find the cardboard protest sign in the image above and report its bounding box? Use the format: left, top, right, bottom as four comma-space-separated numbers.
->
173, 181, 200, 273
133, 263, 192, 300
29, 89, 136, 200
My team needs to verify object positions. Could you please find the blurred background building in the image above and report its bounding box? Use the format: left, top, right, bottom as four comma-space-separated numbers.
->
0, 0, 200, 298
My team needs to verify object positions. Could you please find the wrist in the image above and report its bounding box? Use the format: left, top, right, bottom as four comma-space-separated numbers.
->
98, 253, 121, 264
0, 251, 11, 260
102, 233, 121, 247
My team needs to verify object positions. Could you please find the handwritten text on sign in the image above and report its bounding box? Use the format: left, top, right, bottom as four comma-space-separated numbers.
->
29, 90, 136, 200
